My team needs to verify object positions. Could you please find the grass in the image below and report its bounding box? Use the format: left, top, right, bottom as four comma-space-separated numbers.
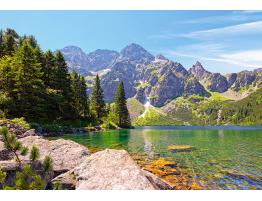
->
134, 106, 179, 126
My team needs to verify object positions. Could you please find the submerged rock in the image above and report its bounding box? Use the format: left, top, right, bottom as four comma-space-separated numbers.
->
143, 158, 203, 190
168, 144, 194, 152
142, 169, 173, 190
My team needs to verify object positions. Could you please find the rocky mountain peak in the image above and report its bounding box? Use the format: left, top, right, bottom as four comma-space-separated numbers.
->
87, 49, 119, 71
119, 43, 155, 64
61, 46, 87, 58
155, 54, 168, 61
189, 61, 210, 80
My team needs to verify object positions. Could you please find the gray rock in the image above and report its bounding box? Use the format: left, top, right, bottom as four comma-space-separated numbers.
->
0, 121, 27, 140
22, 129, 36, 138
142, 169, 173, 190
19, 136, 90, 175
119, 43, 155, 65
73, 149, 155, 190
0, 141, 13, 160
52, 170, 76, 190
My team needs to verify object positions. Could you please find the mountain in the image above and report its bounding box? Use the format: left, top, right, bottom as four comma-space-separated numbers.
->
189, 62, 228, 93
87, 49, 119, 71
189, 62, 262, 93
60, 43, 262, 121
118, 43, 155, 64
59, 46, 119, 72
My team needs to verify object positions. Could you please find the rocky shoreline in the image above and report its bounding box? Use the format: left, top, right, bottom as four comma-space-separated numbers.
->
0, 122, 173, 190
0, 120, 105, 139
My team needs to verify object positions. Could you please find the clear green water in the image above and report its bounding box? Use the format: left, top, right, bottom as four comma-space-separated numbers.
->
49, 126, 262, 190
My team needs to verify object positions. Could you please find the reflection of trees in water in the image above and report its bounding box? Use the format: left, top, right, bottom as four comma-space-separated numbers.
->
87, 129, 130, 150
218, 130, 224, 141
142, 129, 155, 160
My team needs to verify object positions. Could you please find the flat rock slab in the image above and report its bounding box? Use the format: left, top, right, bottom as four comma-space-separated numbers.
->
73, 149, 155, 190
19, 136, 90, 174
168, 144, 194, 152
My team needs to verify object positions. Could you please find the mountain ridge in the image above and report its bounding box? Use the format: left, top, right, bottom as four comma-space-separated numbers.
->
59, 43, 262, 108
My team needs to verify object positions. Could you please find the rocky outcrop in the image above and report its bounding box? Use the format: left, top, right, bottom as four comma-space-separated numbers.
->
51, 170, 76, 190
184, 76, 210, 97
188, 61, 210, 80
189, 62, 229, 93
142, 169, 173, 190
0, 121, 33, 140
205, 73, 229, 93
119, 43, 155, 65
87, 49, 119, 71
150, 70, 184, 106
55, 149, 155, 190
101, 60, 137, 102
60, 46, 119, 72
18, 136, 90, 175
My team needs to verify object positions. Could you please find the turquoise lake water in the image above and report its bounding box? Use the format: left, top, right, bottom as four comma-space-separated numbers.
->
49, 126, 262, 190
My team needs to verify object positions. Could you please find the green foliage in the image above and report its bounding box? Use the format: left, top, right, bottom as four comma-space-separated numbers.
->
114, 82, 131, 128
0, 28, 90, 122
70, 70, 89, 119
14, 165, 46, 190
30, 146, 40, 162
0, 168, 7, 185
43, 156, 53, 173
221, 87, 262, 125
101, 109, 119, 129
134, 106, 178, 126
0, 126, 54, 190
11, 117, 31, 129
90, 74, 106, 121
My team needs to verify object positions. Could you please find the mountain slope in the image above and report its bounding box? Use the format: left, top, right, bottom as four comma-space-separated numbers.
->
60, 43, 262, 125
59, 46, 119, 72
220, 87, 262, 125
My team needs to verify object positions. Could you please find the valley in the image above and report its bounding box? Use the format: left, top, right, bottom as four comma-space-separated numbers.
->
60, 43, 262, 126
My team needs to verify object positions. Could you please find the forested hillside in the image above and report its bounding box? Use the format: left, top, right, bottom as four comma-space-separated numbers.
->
221, 88, 262, 125
0, 28, 131, 129
0, 28, 89, 121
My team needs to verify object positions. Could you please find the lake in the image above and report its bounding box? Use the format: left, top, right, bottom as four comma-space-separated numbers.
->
49, 126, 262, 190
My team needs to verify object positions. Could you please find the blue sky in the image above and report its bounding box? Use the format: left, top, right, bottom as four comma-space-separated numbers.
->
0, 10, 262, 73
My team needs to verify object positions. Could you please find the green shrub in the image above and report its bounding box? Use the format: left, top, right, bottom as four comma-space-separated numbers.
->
0, 126, 53, 190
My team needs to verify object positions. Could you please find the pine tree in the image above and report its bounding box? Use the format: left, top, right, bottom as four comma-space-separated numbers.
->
2, 29, 19, 56
90, 74, 106, 121
43, 50, 56, 87
53, 51, 72, 119
0, 30, 4, 58
70, 70, 89, 119
0, 56, 15, 116
12, 41, 44, 118
80, 76, 89, 118
114, 81, 131, 128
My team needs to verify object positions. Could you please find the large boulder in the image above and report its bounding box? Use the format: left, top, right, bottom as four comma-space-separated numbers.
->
19, 136, 90, 175
0, 121, 28, 140
51, 170, 76, 190
66, 149, 155, 190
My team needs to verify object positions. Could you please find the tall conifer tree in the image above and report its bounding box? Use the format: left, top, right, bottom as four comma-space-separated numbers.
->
114, 81, 131, 128
12, 41, 44, 118
90, 74, 106, 121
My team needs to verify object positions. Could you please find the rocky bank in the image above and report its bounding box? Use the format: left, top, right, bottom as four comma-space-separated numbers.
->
0, 124, 171, 190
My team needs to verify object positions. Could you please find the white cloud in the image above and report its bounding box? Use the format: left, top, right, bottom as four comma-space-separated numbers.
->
149, 21, 262, 40
181, 15, 249, 24
167, 48, 262, 69
183, 21, 262, 39
220, 49, 262, 66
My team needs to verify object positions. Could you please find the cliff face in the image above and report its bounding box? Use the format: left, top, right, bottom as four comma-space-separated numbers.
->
61, 44, 262, 107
